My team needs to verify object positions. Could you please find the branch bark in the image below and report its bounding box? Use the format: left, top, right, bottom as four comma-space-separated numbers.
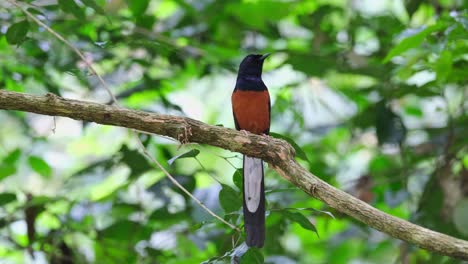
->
1, 90, 467, 259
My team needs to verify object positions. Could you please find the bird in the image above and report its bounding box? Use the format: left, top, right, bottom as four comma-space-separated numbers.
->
231, 53, 270, 247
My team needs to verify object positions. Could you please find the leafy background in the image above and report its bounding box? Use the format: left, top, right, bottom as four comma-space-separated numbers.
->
0, 0, 467, 263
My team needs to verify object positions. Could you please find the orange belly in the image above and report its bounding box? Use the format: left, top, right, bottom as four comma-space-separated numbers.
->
231, 90, 270, 134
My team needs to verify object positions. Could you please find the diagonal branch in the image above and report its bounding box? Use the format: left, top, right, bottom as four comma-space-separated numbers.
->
1, 90, 468, 259
7, 0, 117, 104
5, 0, 237, 231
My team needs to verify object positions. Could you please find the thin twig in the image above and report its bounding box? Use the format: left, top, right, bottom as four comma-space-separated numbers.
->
8, 0, 117, 104
194, 156, 223, 184
132, 128, 179, 142
9, 0, 239, 232
200, 146, 241, 170
135, 137, 239, 231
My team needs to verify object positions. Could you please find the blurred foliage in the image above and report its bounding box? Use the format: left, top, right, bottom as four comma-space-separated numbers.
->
0, 0, 467, 263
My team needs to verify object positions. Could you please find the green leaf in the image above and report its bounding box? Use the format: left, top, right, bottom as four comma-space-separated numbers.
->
120, 145, 151, 177
148, 207, 188, 229
227, 1, 291, 29
0, 164, 16, 181
270, 132, 309, 161
434, 50, 452, 82
369, 155, 393, 174
281, 210, 318, 236
27, 195, 56, 208
81, 0, 106, 15
241, 247, 264, 264
111, 203, 141, 219
26, 8, 46, 17
126, 0, 150, 16
404, 105, 423, 117
219, 184, 242, 213
233, 169, 243, 191
136, 14, 156, 29
58, 0, 85, 19
167, 149, 200, 165
6, 20, 30, 45
28, 156, 52, 178
0, 193, 16, 207
3, 149, 21, 165
280, 207, 335, 219
384, 24, 445, 63
0, 149, 20, 181
99, 220, 152, 241
463, 155, 468, 169
310, 208, 335, 219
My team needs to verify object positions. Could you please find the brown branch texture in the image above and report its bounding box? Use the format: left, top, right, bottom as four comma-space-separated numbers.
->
1, 90, 467, 259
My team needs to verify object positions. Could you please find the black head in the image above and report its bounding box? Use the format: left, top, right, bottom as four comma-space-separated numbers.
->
237, 54, 270, 78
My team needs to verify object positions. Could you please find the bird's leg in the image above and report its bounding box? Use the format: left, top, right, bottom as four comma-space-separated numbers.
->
240, 129, 249, 136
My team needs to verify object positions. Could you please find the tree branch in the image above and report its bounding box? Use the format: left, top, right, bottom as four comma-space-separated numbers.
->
1, 90, 467, 259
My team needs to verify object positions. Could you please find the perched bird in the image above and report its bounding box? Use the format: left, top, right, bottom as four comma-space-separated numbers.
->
231, 54, 270, 247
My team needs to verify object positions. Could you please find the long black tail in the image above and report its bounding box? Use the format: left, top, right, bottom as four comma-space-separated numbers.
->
243, 155, 265, 248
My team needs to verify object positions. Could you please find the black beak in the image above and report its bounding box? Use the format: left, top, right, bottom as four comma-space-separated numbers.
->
260, 53, 270, 60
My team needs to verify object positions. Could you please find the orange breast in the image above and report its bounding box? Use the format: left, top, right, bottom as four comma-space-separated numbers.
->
231, 90, 270, 134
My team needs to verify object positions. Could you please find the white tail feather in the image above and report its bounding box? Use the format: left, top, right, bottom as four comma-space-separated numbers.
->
244, 156, 263, 213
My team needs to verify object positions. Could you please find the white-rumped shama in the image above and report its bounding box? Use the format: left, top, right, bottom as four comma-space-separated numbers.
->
231, 54, 270, 248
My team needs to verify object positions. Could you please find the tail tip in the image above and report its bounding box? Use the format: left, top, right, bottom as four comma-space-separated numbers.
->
245, 224, 265, 248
